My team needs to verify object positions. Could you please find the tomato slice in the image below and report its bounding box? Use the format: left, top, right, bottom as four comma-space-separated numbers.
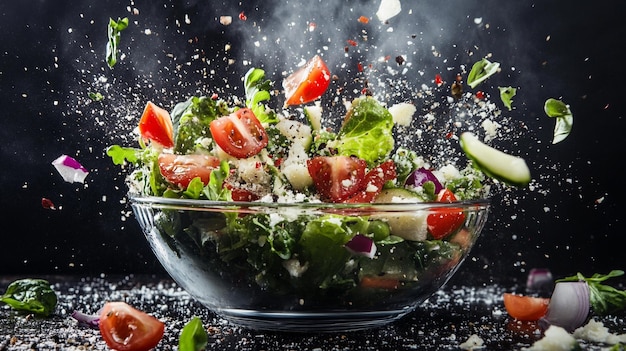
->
344, 160, 396, 203
138, 101, 175, 148
426, 189, 466, 240
283, 55, 331, 106
209, 108, 268, 159
503, 293, 550, 321
360, 275, 400, 290
307, 156, 367, 202
99, 302, 165, 351
158, 154, 221, 189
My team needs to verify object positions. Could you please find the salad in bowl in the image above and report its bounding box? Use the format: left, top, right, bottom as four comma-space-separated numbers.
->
107, 56, 527, 331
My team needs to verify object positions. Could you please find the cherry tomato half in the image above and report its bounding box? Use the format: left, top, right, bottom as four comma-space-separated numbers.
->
283, 55, 331, 106
307, 155, 367, 202
158, 153, 221, 189
503, 293, 550, 321
426, 188, 466, 240
209, 108, 268, 159
138, 101, 174, 148
98, 302, 165, 351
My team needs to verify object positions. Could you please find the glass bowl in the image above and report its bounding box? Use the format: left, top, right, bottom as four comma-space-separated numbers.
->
130, 195, 490, 332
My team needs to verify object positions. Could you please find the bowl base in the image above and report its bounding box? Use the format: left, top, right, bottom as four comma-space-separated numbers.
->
217, 308, 413, 332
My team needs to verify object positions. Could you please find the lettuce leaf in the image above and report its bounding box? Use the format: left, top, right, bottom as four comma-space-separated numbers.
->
335, 96, 394, 166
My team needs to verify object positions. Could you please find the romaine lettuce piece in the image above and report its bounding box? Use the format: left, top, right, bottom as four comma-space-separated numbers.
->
335, 96, 394, 166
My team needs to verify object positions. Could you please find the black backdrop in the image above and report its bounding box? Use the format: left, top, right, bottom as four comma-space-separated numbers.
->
1, 0, 624, 285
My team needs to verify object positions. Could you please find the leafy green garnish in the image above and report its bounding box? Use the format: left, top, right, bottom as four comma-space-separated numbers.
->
172, 96, 228, 154
88, 92, 104, 102
467, 58, 500, 89
203, 161, 232, 201
106, 17, 129, 68
391, 147, 421, 185
498, 86, 516, 111
0, 279, 57, 316
106, 145, 140, 165
178, 316, 208, 351
244, 67, 278, 124
335, 96, 394, 166
557, 270, 626, 315
544, 98, 573, 144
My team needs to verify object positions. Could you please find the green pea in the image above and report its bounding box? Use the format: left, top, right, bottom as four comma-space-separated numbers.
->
367, 220, 390, 241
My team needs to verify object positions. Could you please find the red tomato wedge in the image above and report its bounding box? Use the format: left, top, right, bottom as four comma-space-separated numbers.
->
503, 293, 550, 321
283, 55, 331, 106
360, 275, 400, 290
307, 155, 367, 202
209, 108, 268, 159
138, 101, 175, 148
158, 153, 221, 189
426, 189, 466, 240
344, 160, 396, 203
98, 302, 165, 351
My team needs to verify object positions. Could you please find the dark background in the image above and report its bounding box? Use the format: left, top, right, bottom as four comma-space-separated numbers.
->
1, 0, 623, 285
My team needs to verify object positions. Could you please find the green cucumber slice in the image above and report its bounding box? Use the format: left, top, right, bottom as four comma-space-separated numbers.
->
303, 104, 322, 131
460, 132, 531, 187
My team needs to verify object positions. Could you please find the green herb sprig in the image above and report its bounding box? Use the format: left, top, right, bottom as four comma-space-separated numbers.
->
558, 270, 626, 315
106, 17, 129, 68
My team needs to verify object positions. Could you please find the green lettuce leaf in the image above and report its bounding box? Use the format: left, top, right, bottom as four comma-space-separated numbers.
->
335, 96, 394, 166
467, 58, 500, 88
498, 86, 516, 111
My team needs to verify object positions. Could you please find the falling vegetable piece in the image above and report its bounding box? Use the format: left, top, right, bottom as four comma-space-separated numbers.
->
467, 58, 500, 89
376, 0, 402, 22
179, 316, 208, 351
41, 197, 56, 210
498, 86, 517, 111
52, 155, 89, 183
138, 101, 175, 148
544, 98, 573, 144
459, 132, 531, 187
105, 17, 129, 68
283, 55, 331, 106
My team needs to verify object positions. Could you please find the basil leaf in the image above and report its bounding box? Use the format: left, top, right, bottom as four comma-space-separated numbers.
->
467, 58, 500, 88
544, 98, 573, 144
179, 316, 208, 351
106, 17, 129, 68
243, 68, 278, 124
0, 279, 58, 316
498, 86, 516, 111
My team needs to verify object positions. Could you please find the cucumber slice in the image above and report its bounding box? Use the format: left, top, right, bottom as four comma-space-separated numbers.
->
373, 188, 428, 241
303, 104, 322, 131
460, 132, 531, 187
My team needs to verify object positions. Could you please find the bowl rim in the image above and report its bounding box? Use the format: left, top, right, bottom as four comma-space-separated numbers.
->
128, 194, 490, 211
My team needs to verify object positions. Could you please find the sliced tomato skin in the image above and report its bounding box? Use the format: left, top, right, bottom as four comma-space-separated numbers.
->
426, 189, 466, 240
307, 156, 367, 202
138, 101, 175, 148
209, 108, 268, 159
503, 293, 550, 321
344, 160, 396, 203
158, 154, 221, 189
98, 302, 165, 351
360, 275, 400, 290
283, 55, 331, 106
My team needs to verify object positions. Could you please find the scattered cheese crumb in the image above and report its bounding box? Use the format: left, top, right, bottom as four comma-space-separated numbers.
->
459, 334, 484, 350
376, 0, 402, 22
388, 102, 416, 126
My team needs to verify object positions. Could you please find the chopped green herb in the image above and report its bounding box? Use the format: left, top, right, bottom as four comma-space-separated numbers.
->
544, 98, 573, 144
244, 67, 278, 124
558, 270, 626, 315
498, 86, 516, 111
179, 316, 208, 351
467, 58, 500, 88
106, 17, 129, 68
88, 92, 104, 102
0, 279, 58, 316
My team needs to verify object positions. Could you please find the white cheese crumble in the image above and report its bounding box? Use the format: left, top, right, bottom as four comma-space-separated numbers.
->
522, 325, 579, 351
388, 102, 416, 126
459, 334, 484, 350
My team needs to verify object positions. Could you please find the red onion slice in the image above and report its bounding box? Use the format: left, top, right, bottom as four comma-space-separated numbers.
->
52, 155, 89, 183
345, 234, 377, 259
71, 310, 100, 329
540, 281, 590, 331
404, 167, 443, 194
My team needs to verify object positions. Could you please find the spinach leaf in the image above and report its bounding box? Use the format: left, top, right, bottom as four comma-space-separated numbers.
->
106, 17, 129, 68
179, 316, 208, 351
544, 98, 573, 144
0, 279, 57, 316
